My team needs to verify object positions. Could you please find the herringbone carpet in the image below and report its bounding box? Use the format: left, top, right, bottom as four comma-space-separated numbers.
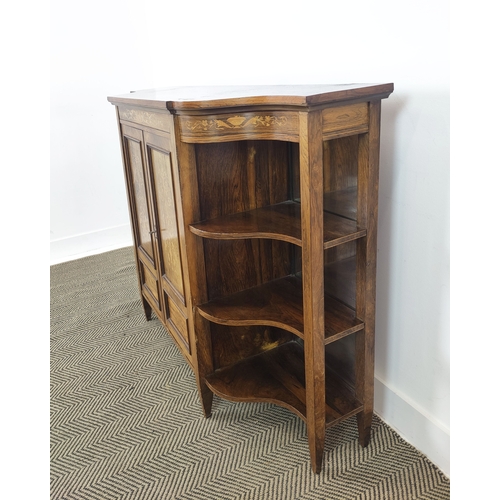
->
50, 247, 450, 500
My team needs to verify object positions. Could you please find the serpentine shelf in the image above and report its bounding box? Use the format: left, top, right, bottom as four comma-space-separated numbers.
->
205, 341, 363, 427
190, 200, 365, 249
197, 275, 363, 344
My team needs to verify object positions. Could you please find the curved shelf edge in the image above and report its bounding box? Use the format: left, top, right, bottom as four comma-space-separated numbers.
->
189, 225, 302, 247
189, 199, 366, 249
189, 201, 303, 247
197, 275, 364, 344
205, 342, 363, 427
197, 276, 305, 340
205, 377, 308, 423
197, 308, 304, 339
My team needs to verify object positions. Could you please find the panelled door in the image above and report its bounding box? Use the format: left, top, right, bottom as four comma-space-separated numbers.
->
144, 130, 191, 361
120, 124, 163, 318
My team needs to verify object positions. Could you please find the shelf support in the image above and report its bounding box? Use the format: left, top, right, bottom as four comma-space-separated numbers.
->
175, 136, 214, 418
299, 109, 326, 473
355, 100, 381, 446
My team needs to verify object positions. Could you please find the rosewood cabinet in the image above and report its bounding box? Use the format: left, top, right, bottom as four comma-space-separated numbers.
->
108, 84, 394, 473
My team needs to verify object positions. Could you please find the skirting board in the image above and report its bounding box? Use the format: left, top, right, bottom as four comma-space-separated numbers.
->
374, 375, 450, 477
50, 224, 133, 265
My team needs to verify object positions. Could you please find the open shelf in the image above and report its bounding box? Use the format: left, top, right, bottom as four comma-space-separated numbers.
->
324, 256, 357, 310
324, 186, 358, 221
197, 275, 363, 344
205, 341, 363, 427
189, 200, 366, 249
293, 187, 358, 221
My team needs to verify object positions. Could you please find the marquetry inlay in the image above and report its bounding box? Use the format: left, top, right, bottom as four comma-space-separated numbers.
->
185, 115, 288, 131
119, 106, 172, 133
178, 112, 299, 143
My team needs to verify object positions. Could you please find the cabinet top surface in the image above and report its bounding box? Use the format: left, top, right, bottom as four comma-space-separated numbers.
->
107, 84, 394, 111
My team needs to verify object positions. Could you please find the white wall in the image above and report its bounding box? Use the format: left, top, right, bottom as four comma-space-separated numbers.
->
50, 0, 450, 475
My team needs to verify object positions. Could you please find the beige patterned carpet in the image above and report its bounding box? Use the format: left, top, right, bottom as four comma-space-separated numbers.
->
50, 247, 450, 499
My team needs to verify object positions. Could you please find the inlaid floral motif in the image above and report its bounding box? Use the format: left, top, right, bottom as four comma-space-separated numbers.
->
185, 115, 288, 132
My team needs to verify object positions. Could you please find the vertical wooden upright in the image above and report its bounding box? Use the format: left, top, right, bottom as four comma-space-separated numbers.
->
355, 100, 382, 445
299, 110, 326, 473
174, 133, 214, 418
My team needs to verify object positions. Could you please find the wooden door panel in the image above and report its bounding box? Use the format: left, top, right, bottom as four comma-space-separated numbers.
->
164, 291, 190, 357
145, 131, 186, 306
121, 125, 156, 270
121, 123, 163, 319
140, 260, 161, 314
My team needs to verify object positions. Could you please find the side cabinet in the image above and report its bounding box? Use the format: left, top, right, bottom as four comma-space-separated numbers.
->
117, 109, 193, 365
109, 84, 394, 473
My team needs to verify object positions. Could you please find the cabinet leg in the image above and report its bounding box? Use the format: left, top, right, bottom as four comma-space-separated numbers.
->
354, 327, 375, 448
197, 381, 214, 418
304, 340, 326, 473
356, 410, 373, 447
142, 297, 152, 321
308, 425, 326, 474
192, 310, 215, 419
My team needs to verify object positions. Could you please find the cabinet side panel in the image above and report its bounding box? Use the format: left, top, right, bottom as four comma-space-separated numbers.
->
324, 245, 357, 309
323, 135, 359, 192
321, 136, 360, 401
325, 336, 355, 388
293, 137, 359, 221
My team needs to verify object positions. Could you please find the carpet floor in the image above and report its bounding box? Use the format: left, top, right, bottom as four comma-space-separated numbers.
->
50, 247, 450, 500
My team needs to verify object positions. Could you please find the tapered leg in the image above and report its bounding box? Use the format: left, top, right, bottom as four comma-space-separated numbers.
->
357, 410, 373, 447
142, 296, 153, 321
355, 328, 374, 446
194, 312, 214, 418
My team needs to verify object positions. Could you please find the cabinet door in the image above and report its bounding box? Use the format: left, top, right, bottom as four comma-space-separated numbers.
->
121, 124, 162, 316
144, 131, 191, 357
